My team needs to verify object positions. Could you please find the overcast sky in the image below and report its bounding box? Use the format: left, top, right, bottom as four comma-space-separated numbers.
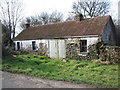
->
15, 0, 119, 35
23, 0, 119, 20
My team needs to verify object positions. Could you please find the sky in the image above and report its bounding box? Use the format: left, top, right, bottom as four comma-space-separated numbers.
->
23, 0, 75, 19
14, 0, 119, 35
23, 0, 119, 19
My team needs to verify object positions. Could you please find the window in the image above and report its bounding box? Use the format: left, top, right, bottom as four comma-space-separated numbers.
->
13, 42, 15, 50
17, 42, 20, 50
80, 40, 87, 52
32, 41, 36, 50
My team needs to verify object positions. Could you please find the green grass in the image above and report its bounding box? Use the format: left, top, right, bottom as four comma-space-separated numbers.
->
2, 54, 119, 87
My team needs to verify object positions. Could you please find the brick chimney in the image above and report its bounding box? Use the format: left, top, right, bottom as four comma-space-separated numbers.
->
75, 14, 84, 21
25, 23, 30, 29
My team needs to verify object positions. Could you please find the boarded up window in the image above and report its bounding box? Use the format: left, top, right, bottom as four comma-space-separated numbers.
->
80, 40, 87, 52
32, 41, 36, 50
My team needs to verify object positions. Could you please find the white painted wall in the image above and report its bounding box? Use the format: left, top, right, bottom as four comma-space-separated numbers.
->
14, 39, 66, 59
14, 37, 99, 58
87, 37, 99, 46
14, 39, 50, 50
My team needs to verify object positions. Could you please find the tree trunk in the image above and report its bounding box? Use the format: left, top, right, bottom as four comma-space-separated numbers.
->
12, 27, 15, 39
8, 26, 12, 46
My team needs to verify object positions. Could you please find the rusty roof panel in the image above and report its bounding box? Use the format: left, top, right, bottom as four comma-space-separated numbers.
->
14, 15, 110, 40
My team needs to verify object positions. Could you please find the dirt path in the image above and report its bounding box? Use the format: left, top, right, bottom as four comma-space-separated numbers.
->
1, 71, 100, 88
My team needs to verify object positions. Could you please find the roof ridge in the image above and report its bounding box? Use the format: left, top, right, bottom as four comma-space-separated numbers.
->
13, 15, 111, 40
34, 20, 75, 27
27, 15, 110, 29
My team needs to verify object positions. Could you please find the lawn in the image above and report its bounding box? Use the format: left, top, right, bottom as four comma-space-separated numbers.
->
1, 54, 119, 87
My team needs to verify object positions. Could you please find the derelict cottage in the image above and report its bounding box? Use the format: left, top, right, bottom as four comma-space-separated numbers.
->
13, 15, 116, 59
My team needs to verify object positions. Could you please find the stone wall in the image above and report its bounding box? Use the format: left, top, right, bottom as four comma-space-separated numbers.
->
66, 38, 120, 64
65, 37, 99, 60
88, 42, 103, 60
99, 46, 120, 64
65, 38, 81, 60
66, 43, 79, 59
88, 43, 120, 64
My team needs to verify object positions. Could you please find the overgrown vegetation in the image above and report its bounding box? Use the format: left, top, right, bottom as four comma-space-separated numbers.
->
1, 54, 118, 87
2, 47, 29, 58
88, 41, 120, 64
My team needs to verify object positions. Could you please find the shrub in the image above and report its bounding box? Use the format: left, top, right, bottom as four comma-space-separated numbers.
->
2, 46, 11, 58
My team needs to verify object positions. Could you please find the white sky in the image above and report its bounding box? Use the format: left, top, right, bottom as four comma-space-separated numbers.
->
15, 0, 119, 35
23, 0, 75, 19
23, 0, 119, 19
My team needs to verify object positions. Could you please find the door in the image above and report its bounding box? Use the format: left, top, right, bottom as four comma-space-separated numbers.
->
58, 40, 66, 59
49, 40, 59, 58
49, 39, 66, 59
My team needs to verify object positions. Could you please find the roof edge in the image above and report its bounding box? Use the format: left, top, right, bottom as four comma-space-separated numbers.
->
13, 35, 100, 41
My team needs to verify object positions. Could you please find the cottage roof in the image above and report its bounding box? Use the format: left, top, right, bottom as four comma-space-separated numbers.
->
14, 15, 111, 40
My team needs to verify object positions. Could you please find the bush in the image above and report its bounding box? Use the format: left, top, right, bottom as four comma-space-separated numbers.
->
2, 47, 11, 58
2, 46, 25, 58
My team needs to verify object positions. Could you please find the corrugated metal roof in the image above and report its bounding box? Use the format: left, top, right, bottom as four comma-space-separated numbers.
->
14, 15, 111, 40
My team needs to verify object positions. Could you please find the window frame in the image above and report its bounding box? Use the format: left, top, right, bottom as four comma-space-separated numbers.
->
17, 42, 20, 50
32, 41, 36, 50
80, 40, 87, 52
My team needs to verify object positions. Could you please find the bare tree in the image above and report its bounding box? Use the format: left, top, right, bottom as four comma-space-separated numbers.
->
49, 11, 63, 23
2, 24, 10, 46
0, 0, 24, 41
40, 12, 50, 25
72, 0, 110, 18
65, 13, 74, 21
20, 11, 63, 29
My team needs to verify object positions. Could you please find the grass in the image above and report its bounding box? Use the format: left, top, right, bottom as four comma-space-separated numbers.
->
1, 54, 119, 87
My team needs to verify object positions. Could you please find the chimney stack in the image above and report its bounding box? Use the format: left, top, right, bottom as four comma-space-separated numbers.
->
75, 14, 84, 21
25, 23, 30, 29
